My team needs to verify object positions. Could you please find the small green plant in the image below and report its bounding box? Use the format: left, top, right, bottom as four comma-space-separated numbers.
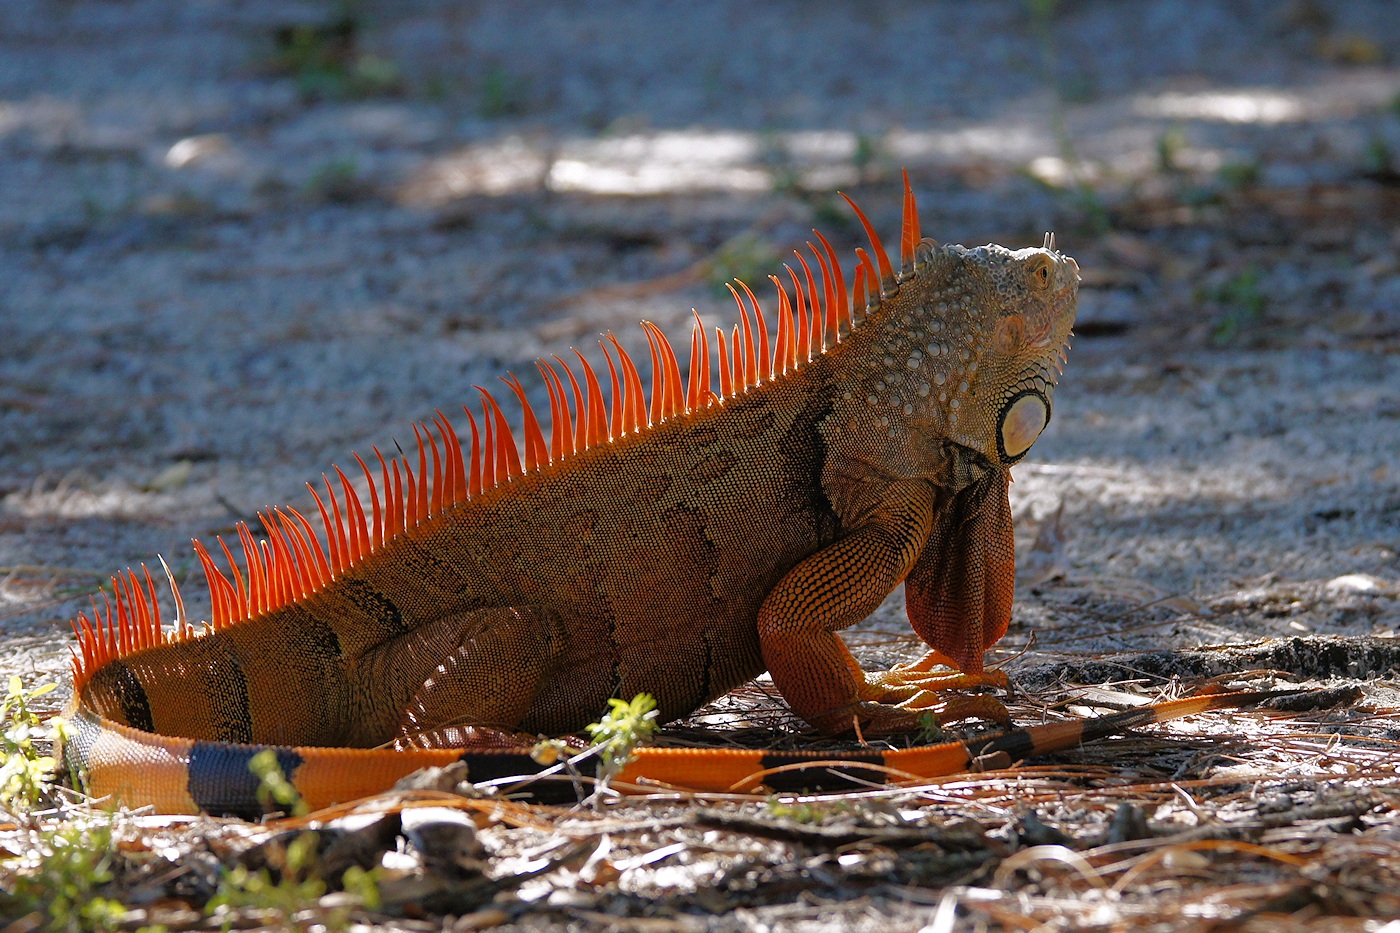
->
765, 800, 823, 823
852, 133, 879, 180
1206, 266, 1268, 346
758, 130, 804, 196
708, 234, 780, 297
1058, 74, 1098, 104
1217, 159, 1262, 189
476, 65, 530, 118
271, 6, 400, 101
205, 751, 378, 930
303, 157, 365, 203
250, 748, 309, 818
348, 55, 400, 97
0, 679, 129, 929
914, 710, 946, 745
765, 799, 854, 823
586, 693, 659, 779
530, 737, 573, 766
1070, 185, 1109, 232
0, 816, 127, 932
341, 864, 381, 912
422, 72, 452, 101
769, 165, 804, 198
1181, 184, 1224, 208
1, 676, 57, 809
1364, 135, 1395, 175
1156, 126, 1187, 173
1317, 33, 1385, 66
207, 832, 328, 930
207, 837, 380, 930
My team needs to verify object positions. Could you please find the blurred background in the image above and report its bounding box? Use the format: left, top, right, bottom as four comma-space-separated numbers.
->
1, 0, 1397, 684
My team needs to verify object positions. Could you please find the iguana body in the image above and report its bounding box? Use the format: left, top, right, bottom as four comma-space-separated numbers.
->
62, 177, 1101, 814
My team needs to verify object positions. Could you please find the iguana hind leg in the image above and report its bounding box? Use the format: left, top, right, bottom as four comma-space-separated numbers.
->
757, 479, 1007, 734
397, 606, 563, 738
349, 605, 563, 747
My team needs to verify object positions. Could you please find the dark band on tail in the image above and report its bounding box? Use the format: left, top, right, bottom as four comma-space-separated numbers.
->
187, 743, 303, 819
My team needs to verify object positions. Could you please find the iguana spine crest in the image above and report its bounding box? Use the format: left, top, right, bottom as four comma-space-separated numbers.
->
69, 182, 917, 697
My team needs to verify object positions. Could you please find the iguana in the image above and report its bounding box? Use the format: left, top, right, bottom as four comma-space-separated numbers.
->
56, 174, 1274, 816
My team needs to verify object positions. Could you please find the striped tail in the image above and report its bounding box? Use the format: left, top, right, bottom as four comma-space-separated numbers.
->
65, 688, 1300, 816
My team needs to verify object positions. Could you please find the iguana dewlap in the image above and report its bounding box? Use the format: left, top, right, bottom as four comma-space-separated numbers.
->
62, 176, 1083, 813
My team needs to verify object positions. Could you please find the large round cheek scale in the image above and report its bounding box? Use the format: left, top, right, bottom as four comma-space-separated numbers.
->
1000, 394, 1048, 459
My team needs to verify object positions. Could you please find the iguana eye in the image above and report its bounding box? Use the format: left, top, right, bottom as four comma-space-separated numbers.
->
1030, 258, 1053, 290
997, 390, 1050, 462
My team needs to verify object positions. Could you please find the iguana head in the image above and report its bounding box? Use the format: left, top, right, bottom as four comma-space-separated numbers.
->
845, 232, 1079, 483
922, 239, 1079, 469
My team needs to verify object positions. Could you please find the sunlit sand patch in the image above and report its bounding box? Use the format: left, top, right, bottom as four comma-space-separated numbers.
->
1136, 89, 1307, 124
1014, 458, 1292, 511
1131, 75, 1400, 127
398, 124, 1052, 204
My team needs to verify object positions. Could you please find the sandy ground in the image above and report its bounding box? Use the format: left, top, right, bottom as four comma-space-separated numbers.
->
3, 0, 1396, 690
1, 1, 1399, 928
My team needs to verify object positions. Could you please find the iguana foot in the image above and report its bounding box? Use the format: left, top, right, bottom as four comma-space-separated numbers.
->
857, 654, 1012, 728
833, 688, 1009, 735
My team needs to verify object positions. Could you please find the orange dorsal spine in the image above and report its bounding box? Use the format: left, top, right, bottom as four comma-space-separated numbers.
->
854, 248, 880, 319
841, 191, 894, 297
786, 265, 809, 362
716, 326, 732, 398
900, 169, 921, 276
793, 251, 823, 352
737, 280, 770, 383
70, 187, 930, 692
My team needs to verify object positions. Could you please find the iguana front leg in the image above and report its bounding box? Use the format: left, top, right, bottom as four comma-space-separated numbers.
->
756, 479, 1007, 734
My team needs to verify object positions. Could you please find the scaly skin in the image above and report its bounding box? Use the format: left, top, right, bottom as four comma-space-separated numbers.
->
63, 177, 1080, 813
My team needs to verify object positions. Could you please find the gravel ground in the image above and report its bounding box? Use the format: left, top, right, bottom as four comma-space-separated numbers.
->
2, 1, 1399, 929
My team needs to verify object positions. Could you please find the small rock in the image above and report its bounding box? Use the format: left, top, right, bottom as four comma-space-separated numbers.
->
141, 460, 194, 492
1106, 802, 1151, 844
1018, 810, 1075, 848
402, 807, 487, 878
393, 760, 475, 795
165, 134, 232, 169
1326, 574, 1384, 595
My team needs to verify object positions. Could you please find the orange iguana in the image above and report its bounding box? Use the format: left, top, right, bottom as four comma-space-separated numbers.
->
57, 175, 1275, 816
